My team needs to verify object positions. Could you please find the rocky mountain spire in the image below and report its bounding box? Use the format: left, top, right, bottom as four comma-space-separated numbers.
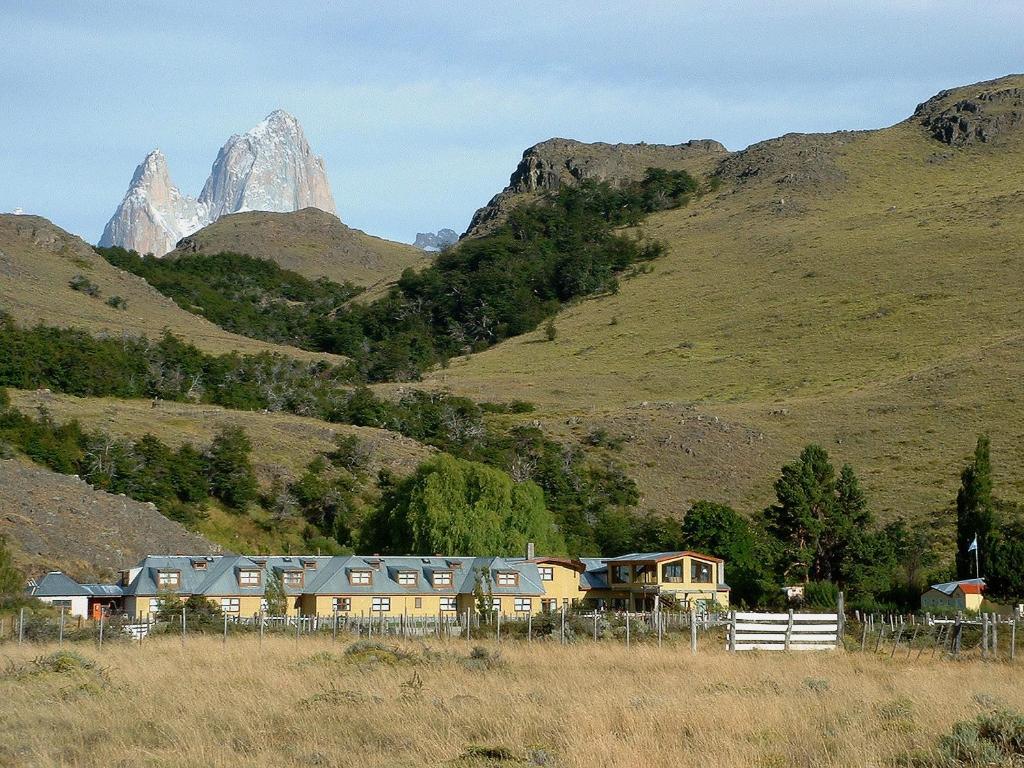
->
198, 109, 335, 220
98, 150, 207, 256
100, 111, 336, 256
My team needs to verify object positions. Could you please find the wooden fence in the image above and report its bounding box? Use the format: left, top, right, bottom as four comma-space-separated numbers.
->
727, 610, 842, 651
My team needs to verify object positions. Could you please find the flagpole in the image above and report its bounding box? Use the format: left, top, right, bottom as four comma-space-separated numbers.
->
975, 538, 980, 579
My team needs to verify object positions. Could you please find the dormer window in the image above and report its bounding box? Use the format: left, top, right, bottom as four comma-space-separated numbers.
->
302, 560, 317, 570
191, 560, 208, 571
432, 571, 453, 588
397, 571, 418, 586
496, 572, 518, 587
691, 561, 713, 584
350, 570, 372, 585
157, 570, 180, 588
238, 569, 261, 587
538, 566, 554, 581
283, 570, 303, 588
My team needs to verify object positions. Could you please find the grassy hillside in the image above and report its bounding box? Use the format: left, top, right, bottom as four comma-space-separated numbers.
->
0, 215, 337, 362
168, 207, 428, 298
6, 389, 433, 554
426, 76, 1024, 523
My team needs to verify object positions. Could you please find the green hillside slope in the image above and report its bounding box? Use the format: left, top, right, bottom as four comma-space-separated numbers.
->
426, 76, 1024, 520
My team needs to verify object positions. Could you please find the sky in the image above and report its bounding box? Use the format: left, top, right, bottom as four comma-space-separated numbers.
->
2, 1, 1022, 245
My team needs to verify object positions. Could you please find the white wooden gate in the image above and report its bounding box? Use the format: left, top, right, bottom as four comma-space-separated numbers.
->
728, 611, 841, 651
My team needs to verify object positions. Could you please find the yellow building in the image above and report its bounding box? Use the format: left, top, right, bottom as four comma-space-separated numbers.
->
119, 548, 729, 620
920, 578, 985, 613
601, 551, 730, 611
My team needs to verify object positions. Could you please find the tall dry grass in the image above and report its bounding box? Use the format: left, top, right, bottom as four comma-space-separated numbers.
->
1, 634, 1022, 767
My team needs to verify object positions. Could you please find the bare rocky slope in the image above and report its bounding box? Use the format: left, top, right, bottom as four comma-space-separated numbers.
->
169, 207, 427, 291
0, 459, 217, 582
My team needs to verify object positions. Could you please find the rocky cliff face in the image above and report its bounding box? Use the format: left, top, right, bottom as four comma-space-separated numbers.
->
100, 111, 335, 256
463, 138, 728, 237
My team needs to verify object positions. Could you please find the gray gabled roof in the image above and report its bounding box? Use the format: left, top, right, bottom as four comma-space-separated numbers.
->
31, 572, 90, 597
580, 559, 609, 590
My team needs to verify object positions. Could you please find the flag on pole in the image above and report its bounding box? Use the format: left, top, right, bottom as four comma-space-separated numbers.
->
968, 535, 978, 553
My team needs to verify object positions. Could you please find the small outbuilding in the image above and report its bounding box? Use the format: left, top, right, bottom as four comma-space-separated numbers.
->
921, 578, 985, 612
30, 571, 124, 619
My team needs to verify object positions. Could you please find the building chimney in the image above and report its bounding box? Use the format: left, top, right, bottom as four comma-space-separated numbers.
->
526, 542, 536, 560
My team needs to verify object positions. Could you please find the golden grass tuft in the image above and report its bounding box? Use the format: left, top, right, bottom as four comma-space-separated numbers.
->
1, 634, 1022, 767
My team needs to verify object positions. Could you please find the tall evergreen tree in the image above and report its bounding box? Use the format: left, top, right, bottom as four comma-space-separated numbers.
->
764, 444, 836, 583
955, 435, 996, 579
826, 463, 872, 584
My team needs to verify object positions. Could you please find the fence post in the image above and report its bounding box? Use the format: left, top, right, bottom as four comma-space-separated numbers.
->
295, 614, 301, 643
98, 612, 104, 648
727, 610, 735, 652
992, 613, 999, 659
58, 607, 65, 646
496, 611, 501, 644
860, 618, 868, 652
259, 614, 264, 648
560, 607, 565, 645
836, 591, 845, 649
890, 624, 904, 659
594, 610, 599, 642
181, 606, 186, 647
625, 611, 631, 650
658, 610, 663, 649
18, 607, 24, 645
333, 610, 338, 644
1011, 618, 1017, 662
528, 610, 532, 644
952, 615, 962, 658
784, 609, 794, 651
689, 606, 697, 655
223, 612, 228, 646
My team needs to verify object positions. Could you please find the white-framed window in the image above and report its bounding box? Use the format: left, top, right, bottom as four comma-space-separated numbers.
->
397, 571, 418, 586
514, 598, 532, 612
371, 597, 390, 612
538, 566, 554, 581
51, 599, 72, 608
332, 597, 351, 612
238, 569, 261, 587
157, 571, 180, 588
496, 572, 518, 587
414, 597, 422, 608
432, 571, 453, 587
440, 596, 457, 611
283, 571, 303, 588
221, 598, 240, 613
148, 598, 161, 613
541, 599, 557, 613
350, 570, 372, 585
491, 597, 502, 612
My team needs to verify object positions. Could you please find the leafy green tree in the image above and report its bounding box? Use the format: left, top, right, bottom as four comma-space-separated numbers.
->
153, 591, 185, 622
263, 570, 288, 616
205, 426, 258, 510
956, 435, 997, 579
0, 535, 24, 598
364, 454, 564, 556
682, 501, 778, 607
474, 568, 495, 618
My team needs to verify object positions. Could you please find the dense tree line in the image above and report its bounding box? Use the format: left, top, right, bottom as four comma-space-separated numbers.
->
0, 390, 257, 526
97, 169, 699, 381
96, 249, 362, 349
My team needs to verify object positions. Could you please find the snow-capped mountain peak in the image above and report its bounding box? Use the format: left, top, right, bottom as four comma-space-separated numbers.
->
100, 111, 335, 256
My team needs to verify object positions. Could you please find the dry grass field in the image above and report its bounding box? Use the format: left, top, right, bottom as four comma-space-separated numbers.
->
426, 79, 1024, 522
1, 635, 1023, 767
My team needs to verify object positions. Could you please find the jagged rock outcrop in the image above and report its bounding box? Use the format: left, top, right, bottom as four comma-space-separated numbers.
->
914, 76, 1024, 146
463, 138, 728, 237
715, 132, 856, 190
100, 110, 335, 256
413, 228, 458, 251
